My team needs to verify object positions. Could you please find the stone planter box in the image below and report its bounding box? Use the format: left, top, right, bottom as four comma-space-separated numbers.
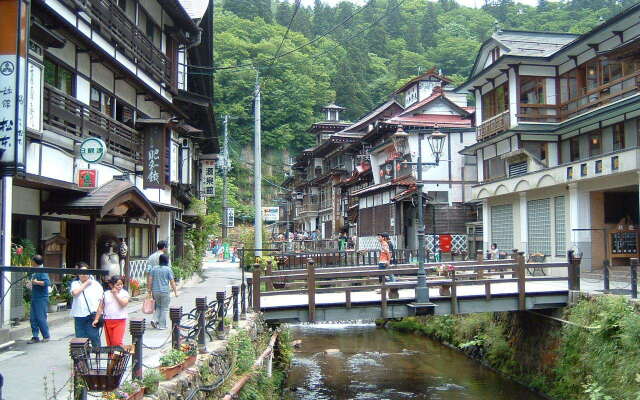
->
182, 355, 197, 370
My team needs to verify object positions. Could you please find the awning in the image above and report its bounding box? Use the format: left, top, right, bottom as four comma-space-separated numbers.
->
151, 201, 183, 212
42, 177, 157, 219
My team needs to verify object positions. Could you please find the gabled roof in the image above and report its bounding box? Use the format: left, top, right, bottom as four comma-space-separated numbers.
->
397, 88, 470, 118
493, 30, 578, 57
337, 99, 404, 135
386, 114, 472, 129
392, 67, 453, 95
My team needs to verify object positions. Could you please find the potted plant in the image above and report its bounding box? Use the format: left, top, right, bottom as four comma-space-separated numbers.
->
159, 349, 187, 380
180, 342, 198, 369
129, 279, 141, 297
142, 369, 162, 395
102, 380, 144, 400
48, 287, 60, 313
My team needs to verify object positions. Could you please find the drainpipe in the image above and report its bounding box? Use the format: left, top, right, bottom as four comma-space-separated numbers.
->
185, 28, 203, 50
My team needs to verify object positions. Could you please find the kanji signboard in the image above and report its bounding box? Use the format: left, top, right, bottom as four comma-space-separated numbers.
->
143, 124, 167, 189
224, 207, 234, 228
79, 137, 106, 164
0, 0, 28, 175
201, 159, 215, 197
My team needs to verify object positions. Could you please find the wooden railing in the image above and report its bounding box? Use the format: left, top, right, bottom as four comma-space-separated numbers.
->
43, 85, 142, 162
251, 253, 579, 321
518, 104, 561, 123
476, 110, 510, 141
61, 0, 176, 92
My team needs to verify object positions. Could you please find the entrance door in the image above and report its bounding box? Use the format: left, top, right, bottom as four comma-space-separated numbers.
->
67, 221, 91, 268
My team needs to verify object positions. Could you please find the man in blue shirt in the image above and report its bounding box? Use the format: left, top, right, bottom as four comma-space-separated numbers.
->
148, 254, 177, 329
28, 255, 51, 343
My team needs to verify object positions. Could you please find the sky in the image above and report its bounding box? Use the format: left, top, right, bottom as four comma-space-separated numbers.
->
299, 0, 554, 7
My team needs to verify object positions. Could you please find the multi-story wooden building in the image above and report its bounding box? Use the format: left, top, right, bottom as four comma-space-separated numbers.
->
5, 0, 217, 322
458, 4, 640, 271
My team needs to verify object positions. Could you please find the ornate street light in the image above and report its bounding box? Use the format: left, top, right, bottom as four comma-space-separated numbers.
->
427, 126, 447, 164
392, 125, 410, 155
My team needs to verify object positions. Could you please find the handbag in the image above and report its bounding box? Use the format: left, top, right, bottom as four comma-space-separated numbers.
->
142, 296, 155, 314
83, 290, 103, 329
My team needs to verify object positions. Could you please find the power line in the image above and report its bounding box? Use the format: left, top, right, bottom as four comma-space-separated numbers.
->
211, 0, 374, 72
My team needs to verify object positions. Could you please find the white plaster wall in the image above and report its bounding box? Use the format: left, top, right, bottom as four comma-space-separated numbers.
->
26, 141, 40, 175
41, 146, 74, 182
48, 39, 76, 67
137, 95, 161, 117
76, 75, 91, 105
157, 212, 172, 250
520, 65, 555, 76
508, 69, 518, 127
13, 186, 40, 215
77, 52, 90, 76
92, 63, 114, 91
115, 80, 136, 105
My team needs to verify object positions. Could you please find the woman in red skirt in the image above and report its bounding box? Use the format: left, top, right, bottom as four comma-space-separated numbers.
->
93, 275, 129, 346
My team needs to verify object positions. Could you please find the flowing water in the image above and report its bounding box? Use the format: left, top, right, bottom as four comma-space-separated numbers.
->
284, 323, 545, 400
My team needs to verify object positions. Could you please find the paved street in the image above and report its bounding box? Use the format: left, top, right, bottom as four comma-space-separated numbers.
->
0, 258, 242, 400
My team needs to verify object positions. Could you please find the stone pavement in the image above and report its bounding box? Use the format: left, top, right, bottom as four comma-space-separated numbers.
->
0, 258, 242, 400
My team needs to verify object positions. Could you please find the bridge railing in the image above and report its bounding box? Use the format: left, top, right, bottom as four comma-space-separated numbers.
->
249, 251, 581, 321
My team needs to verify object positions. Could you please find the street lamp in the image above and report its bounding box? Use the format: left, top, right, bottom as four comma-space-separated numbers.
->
397, 124, 446, 315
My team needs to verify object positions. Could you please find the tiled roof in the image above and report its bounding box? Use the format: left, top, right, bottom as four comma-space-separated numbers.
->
351, 175, 415, 197
493, 30, 578, 58
387, 114, 472, 128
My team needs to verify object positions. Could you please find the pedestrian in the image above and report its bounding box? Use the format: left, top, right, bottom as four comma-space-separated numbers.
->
338, 231, 348, 251
377, 233, 391, 284
146, 240, 169, 327
28, 255, 51, 344
94, 275, 129, 347
70, 263, 103, 347
488, 243, 499, 260
148, 254, 178, 330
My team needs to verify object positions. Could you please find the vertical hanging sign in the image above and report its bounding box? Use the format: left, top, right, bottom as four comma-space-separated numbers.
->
0, 0, 28, 175
143, 124, 167, 189
200, 159, 216, 197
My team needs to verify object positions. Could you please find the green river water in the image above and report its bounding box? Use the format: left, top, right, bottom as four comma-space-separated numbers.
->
284, 323, 545, 400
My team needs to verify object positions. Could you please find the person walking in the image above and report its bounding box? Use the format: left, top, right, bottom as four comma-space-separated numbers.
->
146, 240, 169, 327
70, 263, 103, 347
93, 275, 129, 346
148, 254, 178, 330
377, 233, 391, 284
28, 255, 51, 344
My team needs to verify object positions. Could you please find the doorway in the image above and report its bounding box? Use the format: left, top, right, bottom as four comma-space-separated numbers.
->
67, 221, 91, 268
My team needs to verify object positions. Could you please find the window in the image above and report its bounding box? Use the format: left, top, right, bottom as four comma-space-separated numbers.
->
520, 77, 545, 104
528, 198, 551, 256
585, 61, 599, 91
589, 131, 602, 156
560, 69, 579, 102
522, 141, 547, 163
490, 47, 501, 62
44, 57, 74, 95
90, 86, 114, 116
613, 122, 625, 151
481, 83, 509, 121
129, 226, 150, 258
491, 205, 513, 251
570, 136, 580, 162
483, 157, 506, 180
115, 100, 134, 127
602, 60, 622, 85
146, 19, 155, 41
554, 196, 566, 257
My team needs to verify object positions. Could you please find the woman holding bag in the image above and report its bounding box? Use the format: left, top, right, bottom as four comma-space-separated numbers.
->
93, 275, 129, 347
70, 263, 103, 347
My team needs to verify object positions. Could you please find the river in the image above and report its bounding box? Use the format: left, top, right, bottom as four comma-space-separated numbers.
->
284, 323, 545, 400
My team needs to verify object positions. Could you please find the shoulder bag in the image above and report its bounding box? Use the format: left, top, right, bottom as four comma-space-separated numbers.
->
83, 288, 104, 329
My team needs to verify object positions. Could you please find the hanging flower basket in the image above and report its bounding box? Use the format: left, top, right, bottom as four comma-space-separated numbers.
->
71, 346, 131, 392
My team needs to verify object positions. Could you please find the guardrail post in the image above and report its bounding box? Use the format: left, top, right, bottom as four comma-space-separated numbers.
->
476, 249, 484, 279
252, 263, 261, 312
603, 258, 610, 292
247, 277, 253, 309
69, 338, 89, 400
169, 306, 182, 350
196, 297, 207, 352
266, 260, 274, 291
517, 252, 526, 311
380, 278, 387, 319
217, 291, 226, 337
631, 258, 638, 299
307, 258, 316, 322
129, 318, 145, 380
451, 268, 458, 315
241, 253, 247, 317
232, 286, 240, 325
567, 250, 581, 291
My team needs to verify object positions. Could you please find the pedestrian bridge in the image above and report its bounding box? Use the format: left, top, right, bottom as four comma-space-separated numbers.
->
248, 255, 580, 323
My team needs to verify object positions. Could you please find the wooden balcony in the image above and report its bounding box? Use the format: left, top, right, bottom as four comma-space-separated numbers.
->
518, 104, 561, 123
43, 85, 142, 162
476, 110, 510, 141
62, 0, 176, 92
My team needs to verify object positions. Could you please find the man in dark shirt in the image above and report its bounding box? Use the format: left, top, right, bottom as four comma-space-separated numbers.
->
28, 255, 51, 343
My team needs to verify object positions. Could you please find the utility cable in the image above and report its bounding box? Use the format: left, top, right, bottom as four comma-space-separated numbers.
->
262, 0, 301, 82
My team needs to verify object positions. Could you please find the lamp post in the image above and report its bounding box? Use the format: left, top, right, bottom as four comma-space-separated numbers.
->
392, 125, 446, 314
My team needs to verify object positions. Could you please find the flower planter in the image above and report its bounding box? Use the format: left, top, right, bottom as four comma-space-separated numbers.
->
127, 387, 145, 400
181, 355, 197, 370
47, 303, 58, 313
160, 364, 182, 380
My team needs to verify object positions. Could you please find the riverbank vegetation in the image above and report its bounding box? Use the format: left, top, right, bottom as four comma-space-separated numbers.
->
386, 295, 640, 399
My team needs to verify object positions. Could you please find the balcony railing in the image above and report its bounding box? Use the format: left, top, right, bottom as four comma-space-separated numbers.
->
518, 104, 561, 123
558, 70, 640, 120
43, 85, 142, 162
61, 0, 176, 92
477, 110, 510, 141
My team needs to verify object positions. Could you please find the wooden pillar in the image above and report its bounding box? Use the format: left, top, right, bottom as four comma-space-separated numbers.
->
266, 260, 274, 291
125, 219, 131, 288
307, 258, 316, 322
252, 263, 261, 312
476, 249, 484, 279
89, 215, 97, 269
380, 279, 387, 319
517, 251, 526, 311
451, 268, 458, 315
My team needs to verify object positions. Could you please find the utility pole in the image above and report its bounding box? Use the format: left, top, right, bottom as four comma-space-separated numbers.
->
222, 115, 229, 240
254, 71, 263, 256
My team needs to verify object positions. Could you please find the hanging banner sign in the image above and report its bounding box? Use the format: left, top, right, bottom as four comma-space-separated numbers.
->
200, 159, 216, 197
0, 0, 28, 175
78, 169, 97, 189
143, 124, 167, 189
79, 137, 106, 164
224, 207, 234, 228
439, 234, 453, 253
